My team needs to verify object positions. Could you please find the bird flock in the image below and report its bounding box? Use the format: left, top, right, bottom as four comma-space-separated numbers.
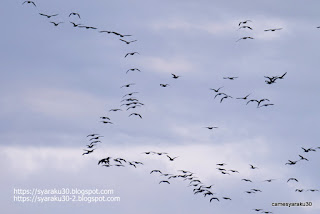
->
20, 2, 320, 214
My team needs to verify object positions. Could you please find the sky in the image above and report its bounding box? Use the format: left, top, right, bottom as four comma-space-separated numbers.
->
1, 0, 320, 213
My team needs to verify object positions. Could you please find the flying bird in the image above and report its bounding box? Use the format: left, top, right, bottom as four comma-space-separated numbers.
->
236, 94, 251, 100
125, 52, 139, 57
70, 22, 82, 27
171, 73, 181, 79
109, 109, 122, 112
69, 12, 81, 18
287, 178, 299, 182
239, 20, 252, 26
167, 155, 179, 161
129, 113, 142, 119
122, 92, 139, 98
23, 1, 36, 7
119, 39, 137, 44
82, 149, 95, 155
160, 84, 169, 87
249, 164, 258, 169
210, 87, 224, 92
223, 77, 238, 80
50, 22, 63, 26
204, 126, 218, 130
126, 68, 141, 74
299, 155, 309, 161
39, 13, 58, 18
159, 180, 170, 184
100, 121, 113, 124
264, 28, 282, 31
210, 197, 219, 202
236, 37, 254, 42
238, 25, 253, 30
78, 26, 97, 29
121, 83, 135, 88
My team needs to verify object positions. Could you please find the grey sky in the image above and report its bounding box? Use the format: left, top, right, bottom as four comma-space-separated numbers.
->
1, 0, 320, 214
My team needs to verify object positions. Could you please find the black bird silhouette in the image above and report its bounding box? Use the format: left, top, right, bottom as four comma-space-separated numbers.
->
264, 28, 282, 31
160, 84, 169, 87
126, 68, 141, 74
220, 95, 232, 103
223, 77, 238, 80
23, 1, 36, 7
78, 26, 97, 30
285, 160, 298, 165
229, 169, 239, 173
222, 197, 231, 200
129, 113, 142, 119
239, 20, 252, 26
82, 149, 95, 155
287, 178, 298, 182
125, 52, 139, 57
150, 170, 162, 174
216, 163, 226, 166
69, 12, 81, 19
236, 94, 251, 100
238, 25, 253, 30
210, 87, 224, 92
204, 126, 218, 130
253, 209, 263, 212
109, 109, 122, 112
171, 73, 181, 79
86, 144, 95, 148
39, 13, 58, 18
87, 134, 99, 137
167, 155, 179, 161
121, 83, 135, 88
122, 92, 139, 98
264, 179, 275, 182
242, 179, 253, 182
307, 189, 319, 192
236, 37, 254, 42
89, 136, 103, 141
70, 22, 82, 27
295, 189, 304, 192
249, 164, 258, 169
258, 103, 274, 108
301, 147, 316, 152
210, 197, 219, 202
299, 155, 309, 161
245, 191, 255, 194
100, 121, 113, 124
100, 116, 110, 120
277, 72, 287, 79
251, 189, 262, 192
50, 22, 63, 26
159, 180, 170, 184
119, 39, 137, 44
112, 32, 132, 37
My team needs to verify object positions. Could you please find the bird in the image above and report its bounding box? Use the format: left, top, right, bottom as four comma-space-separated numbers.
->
160, 84, 169, 87
299, 155, 309, 161
245, 191, 256, 194
159, 180, 170, 184
301, 147, 316, 152
87, 134, 99, 137
122, 92, 139, 98
121, 83, 135, 88
129, 113, 142, 119
251, 189, 262, 192
264, 179, 275, 182
210, 87, 224, 92
22, 1, 36, 7
242, 179, 253, 182
86, 144, 95, 149
78, 26, 97, 30
264, 28, 282, 32
89, 136, 103, 141
216, 163, 226, 166
167, 155, 179, 161
50, 22, 63, 26
253, 209, 263, 212
287, 178, 299, 182
171, 73, 181, 79
236, 37, 254, 42
285, 160, 298, 165
236, 94, 251, 100
295, 189, 304, 192
277, 72, 287, 79
109, 109, 122, 112
100, 121, 113, 124
126, 68, 141, 74
249, 164, 258, 169
119, 39, 137, 44
204, 126, 218, 130
39, 13, 58, 18
150, 170, 162, 174
239, 20, 252, 26
307, 189, 319, 192
82, 149, 95, 155
223, 77, 238, 80
70, 22, 82, 27
220, 95, 232, 103
222, 197, 231, 200
229, 170, 239, 173
210, 197, 219, 202
69, 12, 81, 19
258, 103, 274, 108
100, 116, 110, 120
111, 32, 132, 37
125, 52, 139, 57
238, 25, 253, 30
